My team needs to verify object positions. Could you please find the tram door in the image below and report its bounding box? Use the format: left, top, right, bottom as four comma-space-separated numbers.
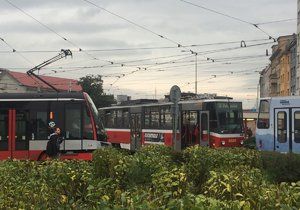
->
275, 109, 289, 153
292, 109, 300, 153
181, 111, 198, 148
0, 109, 29, 159
130, 112, 142, 150
199, 111, 210, 146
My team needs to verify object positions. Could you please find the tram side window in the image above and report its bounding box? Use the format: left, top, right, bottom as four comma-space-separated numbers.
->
123, 110, 129, 128
160, 107, 172, 129
15, 111, 30, 142
294, 112, 300, 143
65, 104, 82, 139
205, 102, 218, 132
201, 113, 208, 130
257, 100, 270, 129
151, 110, 160, 128
0, 111, 8, 141
190, 111, 197, 125
277, 112, 287, 143
104, 111, 114, 128
35, 112, 48, 140
83, 106, 93, 139
144, 108, 151, 128
116, 110, 123, 128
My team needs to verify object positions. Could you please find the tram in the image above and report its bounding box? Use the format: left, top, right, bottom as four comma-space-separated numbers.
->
256, 97, 300, 153
99, 99, 244, 150
0, 92, 107, 160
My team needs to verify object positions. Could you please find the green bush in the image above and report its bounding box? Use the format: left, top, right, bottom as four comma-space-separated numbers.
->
135, 145, 178, 172
261, 151, 300, 183
182, 146, 262, 193
257, 182, 300, 209
92, 147, 129, 179
0, 160, 93, 209
203, 165, 300, 209
0, 146, 299, 209
203, 166, 264, 207
151, 167, 187, 200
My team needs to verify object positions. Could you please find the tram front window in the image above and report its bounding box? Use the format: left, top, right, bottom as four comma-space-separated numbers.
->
85, 94, 106, 141
216, 102, 243, 134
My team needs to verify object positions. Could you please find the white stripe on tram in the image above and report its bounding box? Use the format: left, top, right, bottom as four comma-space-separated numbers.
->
210, 132, 243, 138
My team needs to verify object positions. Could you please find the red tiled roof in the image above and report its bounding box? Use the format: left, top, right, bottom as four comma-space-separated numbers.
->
7, 71, 82, 92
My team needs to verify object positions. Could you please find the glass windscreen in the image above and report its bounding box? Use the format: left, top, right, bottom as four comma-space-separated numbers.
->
215, 102, 243, 134
85, 94, 106, 141
257, 100, 270, 129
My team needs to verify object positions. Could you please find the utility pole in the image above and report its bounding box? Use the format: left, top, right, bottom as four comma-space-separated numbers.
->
195, 53, 198, 95
256, 83, 260, 110
181, 50, 198, 94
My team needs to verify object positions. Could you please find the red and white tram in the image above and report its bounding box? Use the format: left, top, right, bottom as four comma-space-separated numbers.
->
0, 92, 106, 160
99, 99, 244, 150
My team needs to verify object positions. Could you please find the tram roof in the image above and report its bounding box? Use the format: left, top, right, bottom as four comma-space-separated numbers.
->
99, 99, 241, 110
261, 96, 300, 101
0, 92, 85, 100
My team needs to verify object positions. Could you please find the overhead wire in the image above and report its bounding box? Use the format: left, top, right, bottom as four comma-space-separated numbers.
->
4, 0, 277, 89
179, 0, 276, 40
82, 0, 188, 48
4, 0, 114, 64
81, 0, 217, 79
36, 39, 272, 77
254, 18, 297, 26
0, 38, 271, 54
0, 36, 33, 65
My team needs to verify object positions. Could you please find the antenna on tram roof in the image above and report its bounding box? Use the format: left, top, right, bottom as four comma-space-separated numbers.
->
27, 49, 72, 92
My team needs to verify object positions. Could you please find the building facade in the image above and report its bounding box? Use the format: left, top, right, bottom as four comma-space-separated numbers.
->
297, 0, 300, 94
259, 65, 271, 98
259, 35, 296, 97
0, 69, 82, 93
289, 38, 297, 95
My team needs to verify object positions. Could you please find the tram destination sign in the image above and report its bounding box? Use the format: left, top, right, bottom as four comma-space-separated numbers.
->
144, 132, 164, 143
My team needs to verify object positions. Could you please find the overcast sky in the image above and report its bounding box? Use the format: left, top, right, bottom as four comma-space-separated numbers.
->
0, 0, 297, 108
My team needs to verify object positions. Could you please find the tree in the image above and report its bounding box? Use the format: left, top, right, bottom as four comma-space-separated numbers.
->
78, 75, 116, 108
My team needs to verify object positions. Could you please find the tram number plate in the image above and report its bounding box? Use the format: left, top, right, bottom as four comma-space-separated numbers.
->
228, 139, 236, 143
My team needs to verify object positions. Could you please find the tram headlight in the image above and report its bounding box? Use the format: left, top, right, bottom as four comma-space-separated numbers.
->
240, 140, 244, 145
221, 141, 225, 145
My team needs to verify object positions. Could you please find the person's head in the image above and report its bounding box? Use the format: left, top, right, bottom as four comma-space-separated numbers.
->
55, 127, 61, 135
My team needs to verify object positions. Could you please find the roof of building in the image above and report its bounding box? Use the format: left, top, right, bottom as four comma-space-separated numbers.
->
0, 69, 82, 92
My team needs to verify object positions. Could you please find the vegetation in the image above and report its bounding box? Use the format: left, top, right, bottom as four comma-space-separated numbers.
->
78, 74, 116, 107
0, 146, 300, 209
